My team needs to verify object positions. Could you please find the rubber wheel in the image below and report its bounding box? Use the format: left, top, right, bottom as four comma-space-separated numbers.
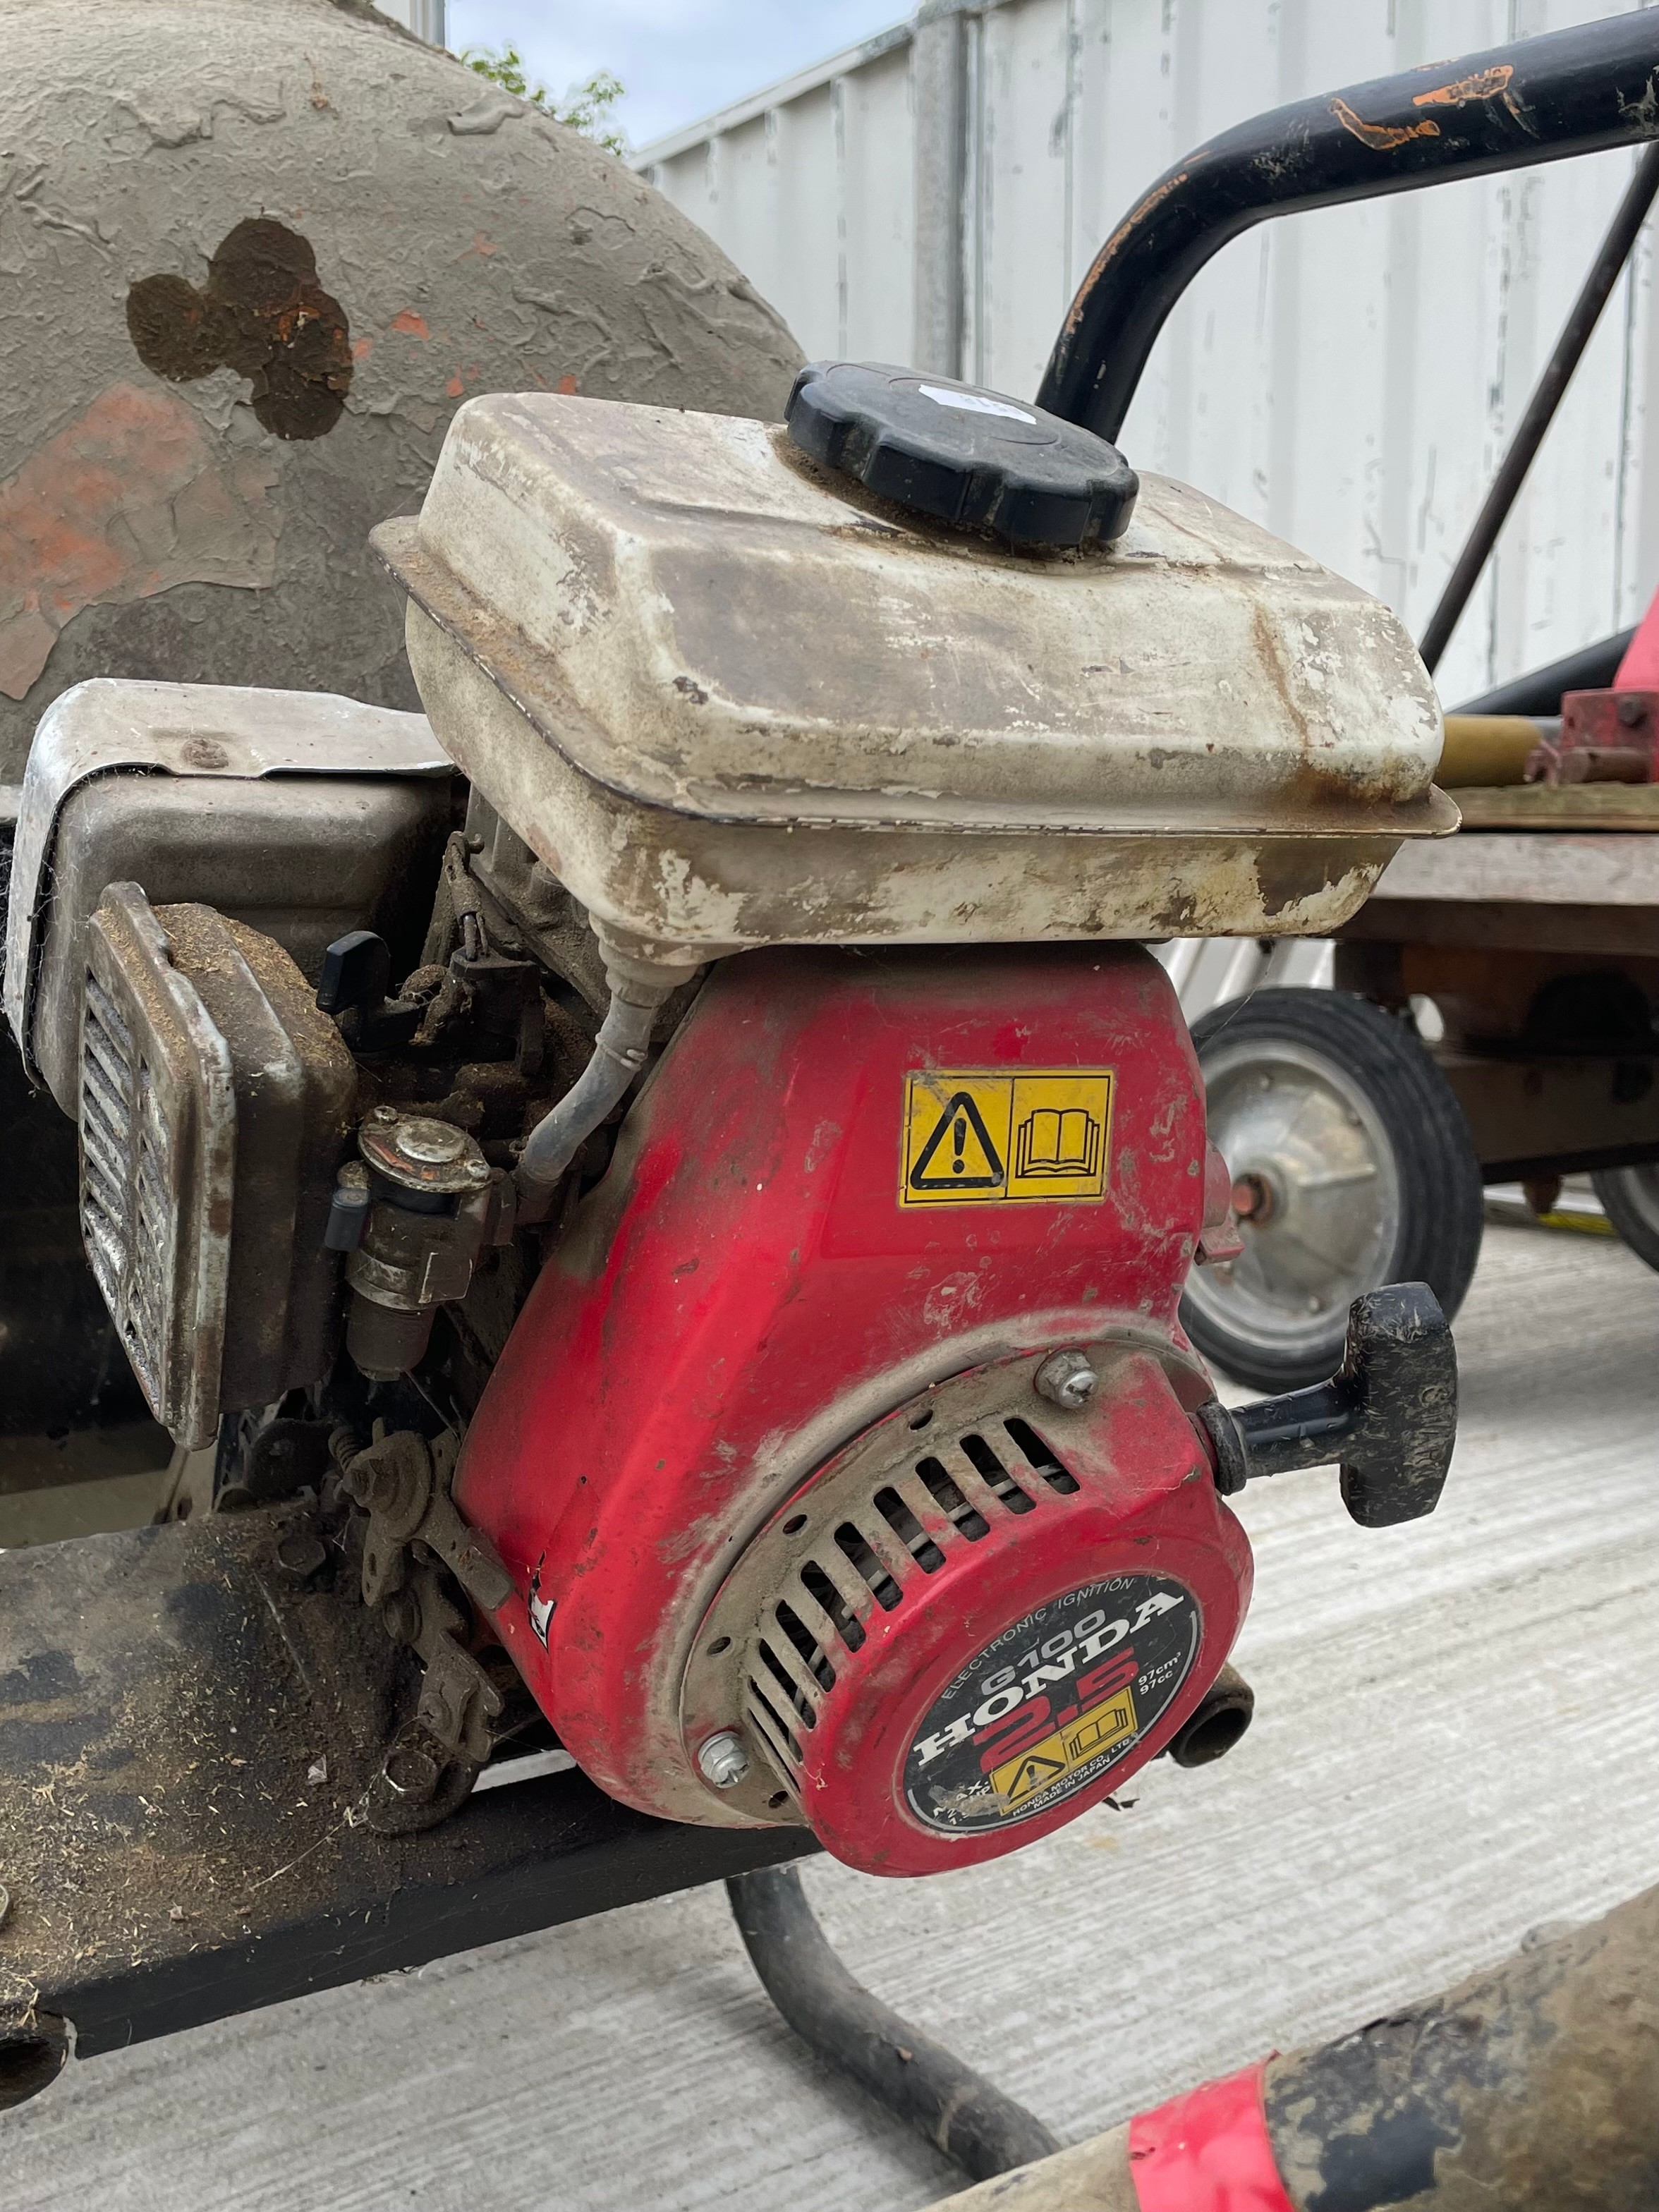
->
1590, 1164, 1659, 1272
1179, 989, 1485, 1392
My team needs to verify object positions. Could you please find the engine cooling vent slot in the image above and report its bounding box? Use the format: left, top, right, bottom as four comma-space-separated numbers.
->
681, 1354, 1124, 1823
1004, 1416, 1081, 1494
79, 888, 236, 1449
80, 978, 165, 1402
722, 1404, 1084, 1794
75, 883, 356, 1450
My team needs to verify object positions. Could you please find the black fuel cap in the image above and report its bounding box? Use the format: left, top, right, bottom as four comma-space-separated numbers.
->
786, 360, 1138, 550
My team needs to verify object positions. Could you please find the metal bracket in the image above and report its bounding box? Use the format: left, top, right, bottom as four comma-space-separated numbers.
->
332, 1427, 516, 1830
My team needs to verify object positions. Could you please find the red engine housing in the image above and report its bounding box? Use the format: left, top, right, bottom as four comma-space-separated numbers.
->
455, 943, 1250, 1873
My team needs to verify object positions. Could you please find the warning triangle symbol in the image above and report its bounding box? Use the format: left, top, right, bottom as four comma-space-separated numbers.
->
911, 1092, 1006, 1192
1004, 1751, 1067, 1804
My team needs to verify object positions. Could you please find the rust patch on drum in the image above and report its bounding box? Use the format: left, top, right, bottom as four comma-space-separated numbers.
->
127, 218, 353, 440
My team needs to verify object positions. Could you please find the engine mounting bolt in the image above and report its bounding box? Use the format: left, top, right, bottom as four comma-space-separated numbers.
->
382, 1741, 442, 1803
1035, 1349, 1098, 1410
697, 1730, 750, 1789
274, 1529, 328, 1581
380, 1589, 420, 1644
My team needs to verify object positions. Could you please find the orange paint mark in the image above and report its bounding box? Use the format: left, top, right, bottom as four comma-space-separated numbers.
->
1328, 97, 1440, 152
446, 372, 465, 399
0, 383, 279, 700
1070, 170, 1191, 334
1414, 64, 1514, 110
351, 336, 375, 362
468, 231, 500, 257
391, 309, 430, 339
557, 373, 578, 395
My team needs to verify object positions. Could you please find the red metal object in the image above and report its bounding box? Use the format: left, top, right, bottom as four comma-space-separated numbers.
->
456, 942, 1239, 1870
1196, 1143, 1246, 1263
1527, 584, 1659, 785
1529, 686, 1659, 784
1129, 2064, 1296, 2212
770, 1346, 1250, 1875
1613, 578, 1659, 691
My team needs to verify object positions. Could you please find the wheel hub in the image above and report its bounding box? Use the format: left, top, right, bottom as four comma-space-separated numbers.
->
1186, 1041, 1402, 1356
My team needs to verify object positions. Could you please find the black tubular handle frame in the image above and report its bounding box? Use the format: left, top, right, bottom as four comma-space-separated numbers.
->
727, 1865, 1059, 2182
1038, 13, 1659, 442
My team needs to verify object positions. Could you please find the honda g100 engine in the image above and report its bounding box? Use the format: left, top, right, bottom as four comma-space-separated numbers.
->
4, 360, 1458, 1873
456, 942, 1248, 1873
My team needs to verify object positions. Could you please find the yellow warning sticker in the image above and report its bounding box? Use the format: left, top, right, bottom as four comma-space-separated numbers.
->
899, 1069, 1114, 1208
990, 1685, 1138, 1810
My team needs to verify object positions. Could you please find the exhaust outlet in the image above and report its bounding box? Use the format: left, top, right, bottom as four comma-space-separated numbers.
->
1166, 1661, 1254, 1769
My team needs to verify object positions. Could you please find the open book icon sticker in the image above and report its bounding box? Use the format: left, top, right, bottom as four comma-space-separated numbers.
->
1015, 1105, 1103, 1181
901, 1071, 1114, 1207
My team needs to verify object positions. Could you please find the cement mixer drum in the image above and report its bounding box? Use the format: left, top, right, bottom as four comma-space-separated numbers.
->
0, 0, 801, 782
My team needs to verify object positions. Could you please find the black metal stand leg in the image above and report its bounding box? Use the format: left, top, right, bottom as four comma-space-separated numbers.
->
727, 1864, 1059, 2184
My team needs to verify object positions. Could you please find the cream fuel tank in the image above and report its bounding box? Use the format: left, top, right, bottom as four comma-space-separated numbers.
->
375, 363, 1451, 968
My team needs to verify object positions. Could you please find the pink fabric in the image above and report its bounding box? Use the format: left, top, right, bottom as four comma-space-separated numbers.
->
1613, 581, 1659, 690
1128, 2063, 1295, 2212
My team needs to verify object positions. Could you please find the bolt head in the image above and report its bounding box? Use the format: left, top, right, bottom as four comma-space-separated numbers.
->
394, 1117, 469, 1165
274, 1529, 327, 1580
380, 1589, 420, 1644
1035, 1349, 1098, 1410
697, 1730, 750, 1789
382, 1742, 442, 1802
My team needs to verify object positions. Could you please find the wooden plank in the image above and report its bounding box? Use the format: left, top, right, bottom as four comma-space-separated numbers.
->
1372, 827, 1659, 900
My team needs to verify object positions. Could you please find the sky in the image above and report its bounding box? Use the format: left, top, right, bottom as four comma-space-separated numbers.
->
444, 0, 908, 152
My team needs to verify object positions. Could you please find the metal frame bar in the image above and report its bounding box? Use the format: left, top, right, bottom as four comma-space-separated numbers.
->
0, 1505, 814, 2108
1038, 15, 1659, 442
1419, 140, 1659, 674
728, 1865, 1058, 2181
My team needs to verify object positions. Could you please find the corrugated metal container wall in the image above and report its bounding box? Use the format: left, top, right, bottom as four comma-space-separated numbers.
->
638, 0, 1659, 707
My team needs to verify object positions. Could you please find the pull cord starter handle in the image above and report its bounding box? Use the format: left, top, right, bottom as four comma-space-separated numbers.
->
1197, 1284, 1458, 1529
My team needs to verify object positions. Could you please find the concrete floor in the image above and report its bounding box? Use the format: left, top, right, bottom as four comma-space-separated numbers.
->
4, 1220, 1656, 2210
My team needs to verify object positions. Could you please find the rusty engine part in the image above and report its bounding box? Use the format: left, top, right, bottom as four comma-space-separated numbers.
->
333, 1111, 511, 1382
376, 373, 1452, 964
6, 683, 456, 1116
327, 1425, 518, 1831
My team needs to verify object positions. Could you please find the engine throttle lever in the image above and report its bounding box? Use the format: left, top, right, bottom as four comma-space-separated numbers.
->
1197, 1283, 1457, 1529
316, 929, 423, 1052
